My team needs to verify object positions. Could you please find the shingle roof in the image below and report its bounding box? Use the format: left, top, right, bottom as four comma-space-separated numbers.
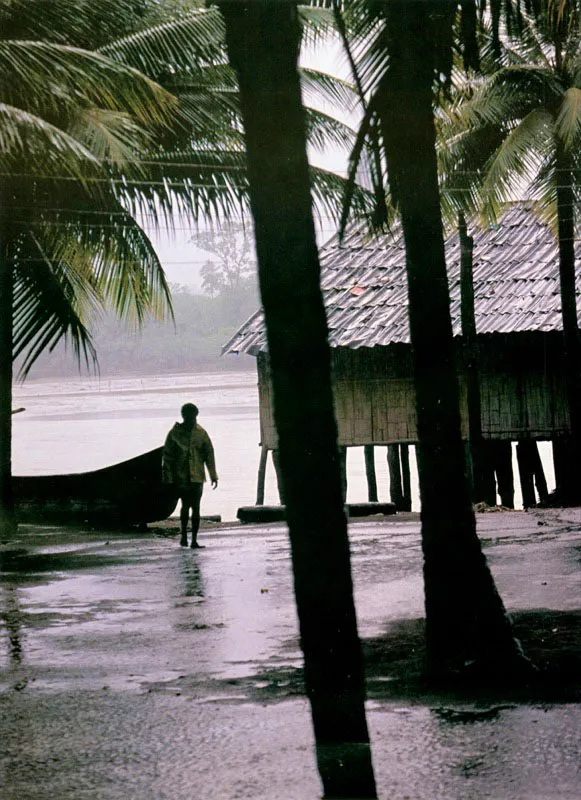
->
223, 202, 580, 355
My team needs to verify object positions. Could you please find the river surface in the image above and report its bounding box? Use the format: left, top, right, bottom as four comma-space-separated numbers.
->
11, 369, 555, 521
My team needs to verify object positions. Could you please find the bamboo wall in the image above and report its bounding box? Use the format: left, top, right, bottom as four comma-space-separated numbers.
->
257, 332, 570, 448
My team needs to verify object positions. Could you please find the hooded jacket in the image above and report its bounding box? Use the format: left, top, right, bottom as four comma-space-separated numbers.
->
162, 422, 218, 486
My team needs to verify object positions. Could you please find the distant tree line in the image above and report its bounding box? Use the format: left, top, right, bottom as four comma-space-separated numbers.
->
18, 283, 258, 379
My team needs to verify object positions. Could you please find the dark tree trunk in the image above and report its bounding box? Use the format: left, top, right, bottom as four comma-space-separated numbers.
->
218, 3, 376, 797
387, 445, 404, 509
364, 445, 378, 502
0, 215, 15, 539
555, 149, 581, 503
459, 214, 488, 503
380, 3, 524, 676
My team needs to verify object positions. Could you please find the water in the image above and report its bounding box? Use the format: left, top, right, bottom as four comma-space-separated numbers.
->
11, 369, 555, 521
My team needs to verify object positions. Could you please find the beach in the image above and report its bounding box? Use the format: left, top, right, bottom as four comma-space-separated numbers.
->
1, 508, 580, 799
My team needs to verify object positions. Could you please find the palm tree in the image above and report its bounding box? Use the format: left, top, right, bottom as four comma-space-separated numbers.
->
335, 0, 529, 677
98, 1, 369, 224
217, 2, 377, 798
0, 1, 367, 537
443, 1, 581, 501
0, 1, 178, 535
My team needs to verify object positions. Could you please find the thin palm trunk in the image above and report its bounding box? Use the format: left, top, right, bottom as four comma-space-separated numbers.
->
459, 213, 489, 503
555, 147, 581, 501
0, 223, 14, 538
382, 6, 524, 676
218, 2, 376, 797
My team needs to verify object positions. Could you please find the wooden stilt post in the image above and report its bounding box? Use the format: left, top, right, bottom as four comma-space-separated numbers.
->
516, 441, 536, 509
552, 437, 573, 502
271, 449, 285, 505
494, 441, 515, 509
480, 441, 497, 506
364, 445, 378, 502
400, 444, 412, 511
255, 445, 268, 505
387, 445, 404, 510
338, 446, 347, 503
530, 442, 549, 503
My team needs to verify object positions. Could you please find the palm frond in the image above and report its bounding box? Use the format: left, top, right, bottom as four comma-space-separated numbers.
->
99, 7, 226, 75
0, 102, 98, 178
481, 107, 553, 221
0, 0, 154, 48
0, 40, 176, 128
12, 233, 100, 377
300, 67, 358, 113
297, 4, 337, 47
310, 163, 374, 226
304, 106, 355, 150
556, 86, 581, 150
466, 65, 560, 128
68, 107, 154, 169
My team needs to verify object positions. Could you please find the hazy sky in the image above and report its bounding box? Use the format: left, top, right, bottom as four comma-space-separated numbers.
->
146, 37, 354, 292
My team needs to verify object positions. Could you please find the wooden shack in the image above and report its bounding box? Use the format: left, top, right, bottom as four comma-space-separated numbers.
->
223, 203, 579, 506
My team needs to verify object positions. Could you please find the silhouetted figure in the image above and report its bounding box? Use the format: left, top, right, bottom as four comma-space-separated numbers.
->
162, 403, 218, 548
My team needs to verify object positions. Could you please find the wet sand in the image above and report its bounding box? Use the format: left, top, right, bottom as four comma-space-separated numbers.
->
1, 509, 580, 799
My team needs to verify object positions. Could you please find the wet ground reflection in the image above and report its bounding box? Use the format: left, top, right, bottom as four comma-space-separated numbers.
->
0, 513, 580, 799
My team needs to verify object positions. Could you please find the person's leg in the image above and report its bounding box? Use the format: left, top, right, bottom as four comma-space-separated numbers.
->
179, 492, 190, 546
190, 483, 204, 548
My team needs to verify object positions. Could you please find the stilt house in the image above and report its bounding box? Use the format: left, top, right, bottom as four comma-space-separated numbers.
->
223, 203, 579, 461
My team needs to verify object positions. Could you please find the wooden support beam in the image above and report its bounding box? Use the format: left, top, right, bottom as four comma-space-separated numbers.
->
339, 446, 347, 503
364, 445, 378, 502
271, 449, 285, 505
493, 441, 515, 509
553, 437, 575, 502
387, 445, 404, 510
255, 445, 269, 505
516, 441, 537, 509
400, 444, 412, 512
530, 442, 549, 504
477, 442, 497, 506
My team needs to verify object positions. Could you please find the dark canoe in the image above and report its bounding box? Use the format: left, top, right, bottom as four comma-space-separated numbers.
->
13, 447, 179, 527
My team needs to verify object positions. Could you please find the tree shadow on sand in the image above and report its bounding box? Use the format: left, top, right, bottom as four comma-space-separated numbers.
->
220, 609, 581, 706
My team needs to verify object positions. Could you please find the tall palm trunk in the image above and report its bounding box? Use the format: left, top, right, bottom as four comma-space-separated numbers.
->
218, 2, 376, 797
555, 146, 581, 501
0, 225, 15, 539
382, 4, 524, 676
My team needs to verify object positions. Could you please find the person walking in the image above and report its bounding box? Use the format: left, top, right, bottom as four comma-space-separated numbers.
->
162, 403, 218, 548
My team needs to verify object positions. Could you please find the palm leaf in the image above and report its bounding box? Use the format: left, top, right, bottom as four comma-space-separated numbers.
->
481, 107, 553, 221
0, 102, 98, 179
0, 40, 176, 127
13, 233, 100, 377
99, 6, 226, 75
556, 86, 581, 150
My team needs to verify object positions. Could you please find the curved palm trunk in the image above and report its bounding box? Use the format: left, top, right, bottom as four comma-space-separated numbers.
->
0, 221, 15, 539
218, 3, 376, 798
555, 148, 581, 502
382, 4, 524, 676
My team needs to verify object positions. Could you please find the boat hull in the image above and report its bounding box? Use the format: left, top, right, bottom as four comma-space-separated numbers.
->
13, 447, 179, 527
